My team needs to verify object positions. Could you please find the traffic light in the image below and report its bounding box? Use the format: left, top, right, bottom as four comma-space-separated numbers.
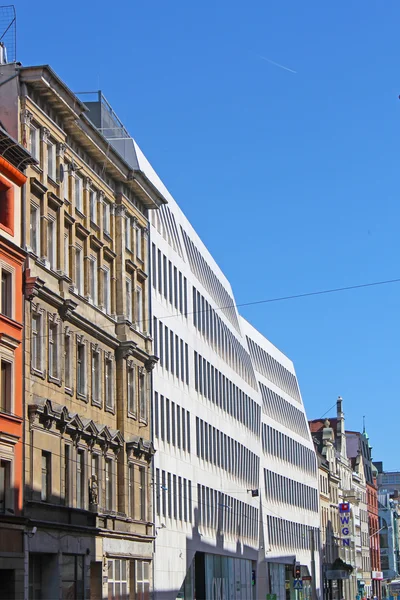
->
252, 570, 256, 586
295, 564, 301, 580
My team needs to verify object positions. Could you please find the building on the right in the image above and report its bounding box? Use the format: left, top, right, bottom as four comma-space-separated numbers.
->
309, 398, 370, 600
374, 463, 400, 593
346, 428, 382, 598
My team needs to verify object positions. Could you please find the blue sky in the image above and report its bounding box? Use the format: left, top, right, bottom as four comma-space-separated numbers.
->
16, 0, 400, 469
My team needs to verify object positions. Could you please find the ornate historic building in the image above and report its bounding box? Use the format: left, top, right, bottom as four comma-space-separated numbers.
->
0, 63, 166, 598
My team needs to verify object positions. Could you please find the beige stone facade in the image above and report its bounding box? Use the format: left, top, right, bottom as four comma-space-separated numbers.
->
0, 63, 166, 599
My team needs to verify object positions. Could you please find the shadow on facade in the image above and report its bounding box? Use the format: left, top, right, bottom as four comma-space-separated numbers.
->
0, 484, 99, 600
155, 507, 257, 600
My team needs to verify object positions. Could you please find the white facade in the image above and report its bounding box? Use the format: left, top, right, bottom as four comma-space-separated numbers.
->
146, 173, 320, 598
92, 101, 321, 599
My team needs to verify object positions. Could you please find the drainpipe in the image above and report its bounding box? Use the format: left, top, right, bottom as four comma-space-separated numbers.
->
147, 217, 156, 598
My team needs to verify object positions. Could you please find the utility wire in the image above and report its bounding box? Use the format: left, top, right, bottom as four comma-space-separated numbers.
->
23, 276, 400, 344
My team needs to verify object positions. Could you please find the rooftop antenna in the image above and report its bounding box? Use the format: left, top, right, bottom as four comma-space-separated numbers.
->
0, 5, 16, 63
363, 415, 366, 434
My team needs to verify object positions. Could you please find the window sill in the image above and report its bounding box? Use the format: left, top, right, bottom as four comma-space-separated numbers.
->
90, 220, 100, 232
75, 208, 86, 220
0, 408, 22, 423
127, 412, 137, 420
103, 231, 112, 242
47, 175, 58, 188
65, 386, 74, 396
48, 375, 62, 387
77, 392, 88, 403
91, 398, 102, 408
31, 367, 46, 380
104, 405, 115, 415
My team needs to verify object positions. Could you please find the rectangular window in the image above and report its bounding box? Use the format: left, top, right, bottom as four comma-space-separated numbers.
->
75, 246, 84, 295
64, 444, 71, 505
105, 458, 113, 510
30, 203, 40, 255
47, 141, 56, 180
1, 269, 12, 318
136, 286, 143, 331
125, 216, 131, 249
0, 360, 12, 413
64, 333, 71, 390
139, 370, 147, 422
76, 450, 85, 509
103, 201, 111, 234
75, 175, 83, 212
126, 277, 132, 321
89, 189, 97, 224
63, 164, 69, 201
103, 267, 111, 314
91, 349, 100, 404
128, 464, 135, 518
108, 559, 128, 600
64, 229, 70, 277
29, 125, 40, 160
41, 451, 51, 502
136, 561, 150, 600
48, 321, 58, 379
31, 313, 42, 371
47, 219, 57, 268
61, 554, 84, 600
77, 342, 86, 396
105, 357, 113, 410
0, 460, 11, 513
139, 466, 146, 521
89, 256, 98, 305
127, 364, 136, 416
136, 226, 142, 260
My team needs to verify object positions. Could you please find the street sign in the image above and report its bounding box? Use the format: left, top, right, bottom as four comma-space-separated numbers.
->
293, 579, 303, 590
266, 595, 277, 600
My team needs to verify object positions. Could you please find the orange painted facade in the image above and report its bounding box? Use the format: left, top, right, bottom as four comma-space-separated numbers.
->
0, 235, 24, 512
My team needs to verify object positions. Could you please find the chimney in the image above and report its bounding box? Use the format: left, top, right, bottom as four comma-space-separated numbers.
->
0, 42, 7, 65
336, 396, 347, 459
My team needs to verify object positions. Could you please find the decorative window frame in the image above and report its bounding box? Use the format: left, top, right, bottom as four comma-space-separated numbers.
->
28, 200, 41, 256
64, 326, 73, 395
47, 312, 61, 385
91, 342, 102, 408
0, 343, 15, 416
127, 459, 148, 522
104, 351, 114, 413
76, 334, 88, 401
0, 260, 15, 321
0, 434, 17, 514
138, 367, 147, 425
31, 303, 45, 378
127, 360, 136, 419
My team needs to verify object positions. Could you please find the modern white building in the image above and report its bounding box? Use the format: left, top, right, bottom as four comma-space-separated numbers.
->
81, 92, 321, 600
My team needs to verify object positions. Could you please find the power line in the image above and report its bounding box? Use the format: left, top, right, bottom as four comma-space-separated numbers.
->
23, 276, 400, 344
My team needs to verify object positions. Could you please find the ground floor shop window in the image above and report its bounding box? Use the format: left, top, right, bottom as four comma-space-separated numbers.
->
108, 559, 128, 600
135, 561, 150, 600
61, 554, 84, 600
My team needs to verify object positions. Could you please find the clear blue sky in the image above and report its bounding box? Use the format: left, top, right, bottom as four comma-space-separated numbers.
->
16, 0, 400, 469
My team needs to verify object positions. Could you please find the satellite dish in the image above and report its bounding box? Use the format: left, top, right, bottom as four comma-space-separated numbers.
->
58, 163, 64, 184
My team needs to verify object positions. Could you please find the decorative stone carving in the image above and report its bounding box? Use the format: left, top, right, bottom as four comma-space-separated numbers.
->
58, 299, 77, 321
21, 109, 33, 126
145, 355, 158, 372
114, 204, 127, 217
57, 142, 67, 158
89, 475, 99, 505
41, 127, 51, 143
24, 270, 45, 301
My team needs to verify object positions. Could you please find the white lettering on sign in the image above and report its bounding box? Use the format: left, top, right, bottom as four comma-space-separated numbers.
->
340, 512, 351, 547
